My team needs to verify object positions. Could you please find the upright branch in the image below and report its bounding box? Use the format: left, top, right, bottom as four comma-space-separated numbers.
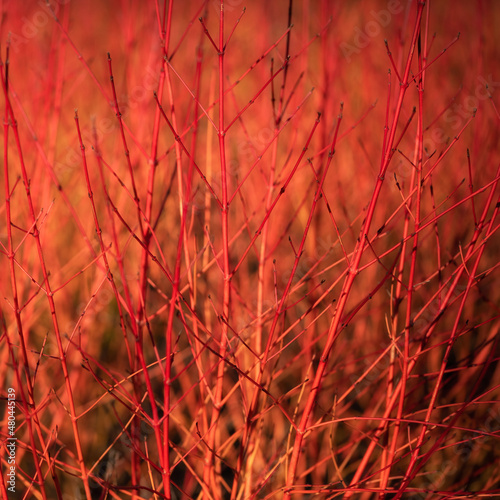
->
1, 48, 56, 500
1, 53, 93, 500
285, 3, 426, 496
202, 1, 233, 495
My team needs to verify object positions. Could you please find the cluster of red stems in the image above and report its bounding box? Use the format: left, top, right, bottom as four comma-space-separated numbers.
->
1, 1, 499, 499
